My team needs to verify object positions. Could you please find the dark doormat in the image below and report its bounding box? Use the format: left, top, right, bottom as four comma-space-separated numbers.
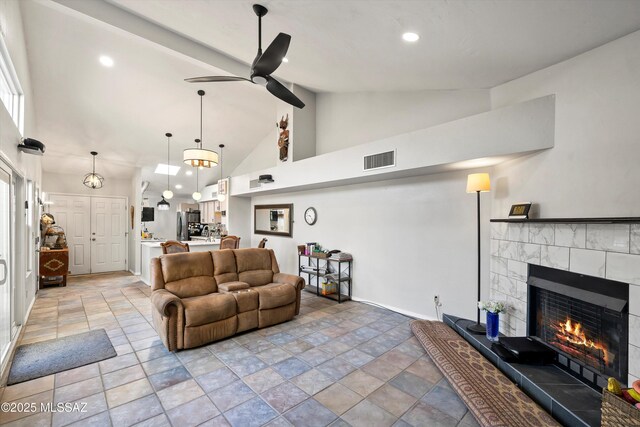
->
7, 329, 116, 385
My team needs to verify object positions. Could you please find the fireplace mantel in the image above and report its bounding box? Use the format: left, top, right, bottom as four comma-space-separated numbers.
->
491, 217, 640, 224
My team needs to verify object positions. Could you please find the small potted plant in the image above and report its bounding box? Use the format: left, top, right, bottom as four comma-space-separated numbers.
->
478, 300, 506, 342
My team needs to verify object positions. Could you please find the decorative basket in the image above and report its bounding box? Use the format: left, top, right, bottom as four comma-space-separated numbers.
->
601, 389, 640, 426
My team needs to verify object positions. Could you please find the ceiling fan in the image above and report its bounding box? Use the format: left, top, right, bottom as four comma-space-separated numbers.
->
185, 4, 305, 109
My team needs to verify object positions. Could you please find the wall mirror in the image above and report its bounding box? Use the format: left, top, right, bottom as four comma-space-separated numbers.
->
254, 204, 293, 237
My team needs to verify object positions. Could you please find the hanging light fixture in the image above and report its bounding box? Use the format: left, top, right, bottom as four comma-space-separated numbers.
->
157, 196, 170, 211
192, 139, 202, 201
217, 144, 226, 202
183, 90, 219, 168
162, 133, 174, 200
83, 151, 104, 189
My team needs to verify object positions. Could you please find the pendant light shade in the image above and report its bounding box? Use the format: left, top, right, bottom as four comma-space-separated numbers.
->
217, 143, 226, 202
183, 90, 219, 168
163, 133, 174, 201
157, 196, 170, 211
83, 151, 104, 189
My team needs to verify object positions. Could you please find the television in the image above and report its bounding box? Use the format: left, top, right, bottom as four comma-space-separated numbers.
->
141, 207, 155, 222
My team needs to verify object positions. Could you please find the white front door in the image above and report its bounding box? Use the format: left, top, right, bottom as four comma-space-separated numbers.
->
0, 163, 13, 362
91, 197, 126, 273
48, 195, 91, 275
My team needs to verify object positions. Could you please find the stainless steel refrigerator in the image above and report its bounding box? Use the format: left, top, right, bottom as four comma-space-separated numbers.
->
177, 211, 200, 241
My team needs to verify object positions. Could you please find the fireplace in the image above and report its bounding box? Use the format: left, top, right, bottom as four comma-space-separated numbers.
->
528, 264, 629, 388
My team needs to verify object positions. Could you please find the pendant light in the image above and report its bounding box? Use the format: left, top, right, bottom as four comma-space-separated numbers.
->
217, 144, 226, 202
162, 133, 174, 200
192, 139, 202, 201
83, 151, 104, 189
157, 196, 170, 211
183, 90, 219, 168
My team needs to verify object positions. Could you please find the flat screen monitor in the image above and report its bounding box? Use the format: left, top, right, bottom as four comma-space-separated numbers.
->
142, 207, 155, 222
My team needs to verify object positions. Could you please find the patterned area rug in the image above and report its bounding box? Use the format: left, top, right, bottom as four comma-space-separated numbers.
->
411, 320, 560, 427
8, 329, 116, 385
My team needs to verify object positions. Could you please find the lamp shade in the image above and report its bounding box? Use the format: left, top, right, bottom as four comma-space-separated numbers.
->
466, 173, 490, 193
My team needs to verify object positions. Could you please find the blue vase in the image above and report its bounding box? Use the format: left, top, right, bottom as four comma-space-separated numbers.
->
486, 312, 499, 342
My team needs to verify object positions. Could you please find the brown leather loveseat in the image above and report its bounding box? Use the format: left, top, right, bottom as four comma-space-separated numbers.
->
150, 248, 305, 351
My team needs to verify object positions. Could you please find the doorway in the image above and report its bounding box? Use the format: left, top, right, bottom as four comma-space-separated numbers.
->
0, 162, 12, 362
46, 194, 127, 275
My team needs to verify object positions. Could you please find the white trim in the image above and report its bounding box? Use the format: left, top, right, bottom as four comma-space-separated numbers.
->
350, 296, 438, 321
0, 276, 35, 383
0, 31, 24, 135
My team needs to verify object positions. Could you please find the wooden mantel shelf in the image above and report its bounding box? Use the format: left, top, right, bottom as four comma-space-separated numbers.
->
490, 217, 640, 224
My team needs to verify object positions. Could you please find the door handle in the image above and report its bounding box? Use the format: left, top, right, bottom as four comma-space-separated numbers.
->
0, 259, 7, 286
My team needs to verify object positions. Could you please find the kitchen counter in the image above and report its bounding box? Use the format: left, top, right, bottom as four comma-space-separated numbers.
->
140, 239, 220, 286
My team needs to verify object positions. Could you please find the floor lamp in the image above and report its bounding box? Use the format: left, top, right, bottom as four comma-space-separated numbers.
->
466, 173, 491, 334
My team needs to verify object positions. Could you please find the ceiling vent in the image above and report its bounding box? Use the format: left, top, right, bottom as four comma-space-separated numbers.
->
250, 179, 261, 189
364, 150, 395, 171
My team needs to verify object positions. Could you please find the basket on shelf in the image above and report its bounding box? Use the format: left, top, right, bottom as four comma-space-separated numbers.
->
601, 389, 640, 426
43, 226, 67, 249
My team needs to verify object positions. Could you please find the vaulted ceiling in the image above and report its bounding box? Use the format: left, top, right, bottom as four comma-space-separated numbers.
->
22, 0, 640, 197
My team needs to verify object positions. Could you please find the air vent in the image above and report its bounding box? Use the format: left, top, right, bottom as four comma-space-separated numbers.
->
364, 150, 395, 171
249, 179, 261, 189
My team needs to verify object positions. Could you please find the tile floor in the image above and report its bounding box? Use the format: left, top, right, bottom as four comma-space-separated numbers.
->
0, 272, 479, 427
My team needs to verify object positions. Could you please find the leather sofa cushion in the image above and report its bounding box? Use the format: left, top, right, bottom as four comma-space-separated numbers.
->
182, 293, 236, 327
232, 289, 259, 313
239, 270, 273, 287
256, 283, 296, 310
161, 252, 214, 283
235, 249, 272, 273
218, 281, 250, 293
212, 250, 239, 284
165, 276, 217, 299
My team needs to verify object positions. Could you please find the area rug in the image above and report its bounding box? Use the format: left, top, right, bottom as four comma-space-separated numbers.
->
7, 329, 116, 385
410, 320, 560, 427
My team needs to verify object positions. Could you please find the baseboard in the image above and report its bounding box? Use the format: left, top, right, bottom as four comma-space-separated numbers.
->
350, 296, 438, 321
129, 269, 141, 276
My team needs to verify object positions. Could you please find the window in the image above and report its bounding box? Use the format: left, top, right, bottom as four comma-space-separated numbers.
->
0, 32, 24, 135
25, 180, 33, 273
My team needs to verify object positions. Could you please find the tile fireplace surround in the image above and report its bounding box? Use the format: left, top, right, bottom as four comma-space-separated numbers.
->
489, 220, 640, 386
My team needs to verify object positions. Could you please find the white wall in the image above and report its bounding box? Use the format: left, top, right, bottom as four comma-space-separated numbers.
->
42, 171, 132, 198
490, 29, 640, 218
0, 0, 41, 376
251, 169, 492, 320
231, 128, 278, 176
316, 89, 490, 155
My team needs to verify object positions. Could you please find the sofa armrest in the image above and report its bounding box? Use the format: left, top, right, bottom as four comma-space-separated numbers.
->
218, 281, 250, 293
151, 289, 183, 316
273, 273, 305, 291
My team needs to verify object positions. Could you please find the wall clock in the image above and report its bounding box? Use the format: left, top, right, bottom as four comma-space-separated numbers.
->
304, 207, 317, 225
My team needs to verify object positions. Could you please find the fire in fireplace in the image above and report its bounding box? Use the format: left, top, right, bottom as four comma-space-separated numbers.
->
528, 265, 628, 388
553, 318, 608, 369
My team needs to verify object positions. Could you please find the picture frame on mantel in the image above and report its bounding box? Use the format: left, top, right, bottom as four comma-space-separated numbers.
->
508, 202, 532, 219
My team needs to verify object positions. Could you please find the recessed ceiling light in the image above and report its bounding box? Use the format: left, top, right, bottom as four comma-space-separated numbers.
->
154, 163, 180, 176
402, 32, 420, 42
185, 170, 193, 176
99, 55, 114, 67
175, 184, 183, 189
282, 57, 289, 63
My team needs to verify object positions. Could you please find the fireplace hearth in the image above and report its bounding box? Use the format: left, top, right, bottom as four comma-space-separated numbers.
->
528, 264, 629, 389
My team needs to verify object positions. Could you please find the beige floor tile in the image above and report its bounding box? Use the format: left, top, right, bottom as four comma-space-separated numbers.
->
2, 376, 54, 403
367, 383, 418, 417
105, 378, 154, 408
156, 379, 205, 411
314, 383, 362, 416
339, 369, 384, 397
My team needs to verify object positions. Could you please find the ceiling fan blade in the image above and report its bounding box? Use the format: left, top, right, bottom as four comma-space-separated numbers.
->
266, 76, 305, 109
253, 33, 291, 76
185, 76, 251, 83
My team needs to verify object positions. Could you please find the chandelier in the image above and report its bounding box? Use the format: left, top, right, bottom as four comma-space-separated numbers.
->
183, 90, 218, 168
83, 151, 104, 189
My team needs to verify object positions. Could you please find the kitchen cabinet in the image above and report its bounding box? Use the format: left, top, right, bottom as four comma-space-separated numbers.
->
199, 201, 221, 224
